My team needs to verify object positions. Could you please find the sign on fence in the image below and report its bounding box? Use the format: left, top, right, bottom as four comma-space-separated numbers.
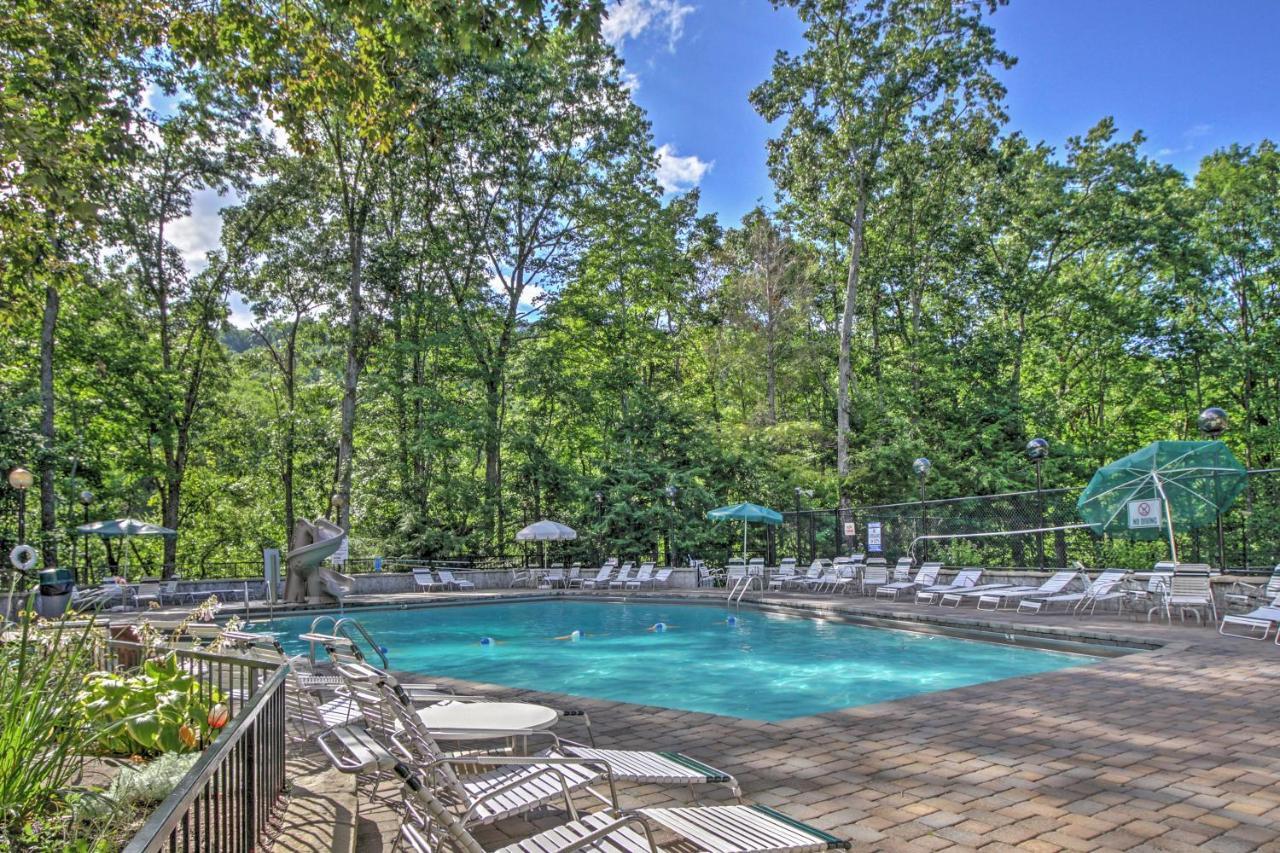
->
329, 538, 350, 565
867, 522, 882, 551
1127, 499, 1162, 529
843, 522, 856, 538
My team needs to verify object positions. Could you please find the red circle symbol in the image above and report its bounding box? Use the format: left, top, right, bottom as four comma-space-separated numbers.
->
1138, 502, 1151, 515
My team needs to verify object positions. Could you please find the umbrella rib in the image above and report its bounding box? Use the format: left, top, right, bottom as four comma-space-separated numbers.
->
1100, 475, 1155, 529
1161, 477, 1222, 509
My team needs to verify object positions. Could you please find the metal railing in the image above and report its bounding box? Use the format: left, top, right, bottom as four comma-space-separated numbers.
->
102, 641, 289, 853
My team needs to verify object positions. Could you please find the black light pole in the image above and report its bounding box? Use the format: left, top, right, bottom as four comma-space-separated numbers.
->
8, 467, 34, 544
665, 484, 679, 566
913, 458, 931, 561
1198, 406, 1228, 570
1026, 438, 1049, 570
79, 490, 94, 584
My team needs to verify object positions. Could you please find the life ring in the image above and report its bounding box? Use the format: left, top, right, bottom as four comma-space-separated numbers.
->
8, 544, 37, 572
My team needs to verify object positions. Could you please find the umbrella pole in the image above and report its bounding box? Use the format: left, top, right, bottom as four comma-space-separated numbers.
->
743, 520, 748, 561
1153, 476, 1178, 563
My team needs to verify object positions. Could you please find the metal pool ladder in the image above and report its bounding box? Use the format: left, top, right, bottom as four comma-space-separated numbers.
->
727, 574, 761, 608
306, 614, 390, 670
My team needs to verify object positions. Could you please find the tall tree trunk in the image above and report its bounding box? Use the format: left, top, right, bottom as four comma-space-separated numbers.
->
39, 284, 58, 567
483, 371, 503, 547
335, 226, 364, 530
836, 180, 869, 507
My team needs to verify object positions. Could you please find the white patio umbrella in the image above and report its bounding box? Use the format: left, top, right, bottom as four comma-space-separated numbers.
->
515, 519, 578, 568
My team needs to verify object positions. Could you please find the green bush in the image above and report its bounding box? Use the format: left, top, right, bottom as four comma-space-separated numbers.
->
76, 654, 223, 757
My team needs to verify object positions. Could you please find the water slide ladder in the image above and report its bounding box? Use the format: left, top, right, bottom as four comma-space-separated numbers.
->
727, 574, 761, 608
305, 614, 390, 670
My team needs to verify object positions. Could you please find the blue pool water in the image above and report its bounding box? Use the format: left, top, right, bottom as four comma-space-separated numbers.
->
262, 601, 1095, 721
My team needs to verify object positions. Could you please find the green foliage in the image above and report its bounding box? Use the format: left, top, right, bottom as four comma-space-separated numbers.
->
2, 0, 1279, 573
75, 654, 222, 756
0, 601, 98, 841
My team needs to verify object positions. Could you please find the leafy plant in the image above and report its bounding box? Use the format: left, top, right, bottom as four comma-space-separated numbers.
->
0, 595, 98, 840
76, 654, 222, 756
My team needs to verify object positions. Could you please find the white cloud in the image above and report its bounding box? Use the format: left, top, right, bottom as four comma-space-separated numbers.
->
621, 70, 642, 94
602, 0, 695, 51
655, 144, 712, 193
168, 187, 234, 269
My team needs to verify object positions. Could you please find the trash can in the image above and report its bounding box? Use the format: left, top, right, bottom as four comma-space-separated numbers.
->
36, 568, 75, 619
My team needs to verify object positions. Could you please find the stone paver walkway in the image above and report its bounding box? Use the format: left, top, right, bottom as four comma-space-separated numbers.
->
307, 592, 1280, 852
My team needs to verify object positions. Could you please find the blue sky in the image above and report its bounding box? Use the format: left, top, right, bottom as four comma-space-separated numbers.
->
615, 0, 1280, 227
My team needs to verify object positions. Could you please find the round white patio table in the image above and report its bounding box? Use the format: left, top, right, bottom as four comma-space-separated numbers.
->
416, 701, 559, 742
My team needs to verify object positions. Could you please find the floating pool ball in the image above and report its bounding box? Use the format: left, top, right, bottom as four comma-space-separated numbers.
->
480, 636, 494, 646
727, 615, 738, 626
653, 622, 667, 633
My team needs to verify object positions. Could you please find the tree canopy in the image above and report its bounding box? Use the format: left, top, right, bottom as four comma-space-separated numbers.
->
1, 0, 1277, 574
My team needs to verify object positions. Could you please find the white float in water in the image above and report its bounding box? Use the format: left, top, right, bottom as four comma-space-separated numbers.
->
480, 636, 494, 646
653, 622, 667, 633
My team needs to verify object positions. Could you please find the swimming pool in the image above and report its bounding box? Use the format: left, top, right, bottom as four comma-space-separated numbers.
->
263, 600, 1097, 721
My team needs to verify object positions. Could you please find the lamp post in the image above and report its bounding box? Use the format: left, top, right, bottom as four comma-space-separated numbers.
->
1026, 438, 1049, 570
1198, 406, 1228, 570
665, 484, 679, 567
79, 490, 94, 583
913, 458, 931, 561
7, 467, 34, 545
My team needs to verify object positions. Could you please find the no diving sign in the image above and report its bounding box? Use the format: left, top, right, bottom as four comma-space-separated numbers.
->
1127, 500, 1162, 529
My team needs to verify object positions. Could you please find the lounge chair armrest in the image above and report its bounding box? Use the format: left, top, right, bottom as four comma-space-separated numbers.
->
560, 814, 660, 853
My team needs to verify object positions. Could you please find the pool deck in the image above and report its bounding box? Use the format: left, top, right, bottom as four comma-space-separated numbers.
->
270, 589, 1280, 852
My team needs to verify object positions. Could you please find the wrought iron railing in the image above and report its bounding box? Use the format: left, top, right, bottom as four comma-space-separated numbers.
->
102, 642, 289, 853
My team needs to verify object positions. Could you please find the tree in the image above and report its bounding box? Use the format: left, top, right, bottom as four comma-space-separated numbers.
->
0, 0, 168, 563
752, 0, 1012, 504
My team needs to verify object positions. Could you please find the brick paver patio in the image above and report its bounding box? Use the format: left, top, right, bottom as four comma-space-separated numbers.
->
309, 592, 1280, 852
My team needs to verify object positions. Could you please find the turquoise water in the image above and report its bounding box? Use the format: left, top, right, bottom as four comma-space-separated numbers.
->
261, 601, 1094, 721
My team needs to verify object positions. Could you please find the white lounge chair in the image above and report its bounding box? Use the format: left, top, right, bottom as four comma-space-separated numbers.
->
769, 563, 797, 590
876, 562, 942, 601
625, 563, 656, 589
784, 561, 824, 590
1220, 596, 1280, 640
888, 557, 914, 583
395, 762, 848, 853
915, 569, 981, 604
1164, 569, 1217, 624
860, 560, 889, 596
974, 571, 1078, 611
608, 562, 635, 588
937, 582, 1017, 607
436, 570, 475, 591
1224, 565, 1280, 612
412, 569, 443, 592
650, 568, 673, 588
1017, 570, 1128, 615
581, 565, 614, 589
1122, 572, 1173, 621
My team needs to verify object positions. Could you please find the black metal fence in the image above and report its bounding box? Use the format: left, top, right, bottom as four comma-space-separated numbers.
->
781, 468, 1280, 574
98, 641, 289, 853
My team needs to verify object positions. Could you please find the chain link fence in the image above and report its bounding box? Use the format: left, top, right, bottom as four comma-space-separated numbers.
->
782, 469, 1280, 574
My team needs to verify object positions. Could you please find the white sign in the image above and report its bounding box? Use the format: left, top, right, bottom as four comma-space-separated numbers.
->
328, 538, 350, 565
843, 522, 856, 537
867, 522, 882, 551
1127, 500, 1162, 529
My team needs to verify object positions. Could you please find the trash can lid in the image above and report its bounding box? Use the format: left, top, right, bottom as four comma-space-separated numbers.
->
38, 568, 74, 584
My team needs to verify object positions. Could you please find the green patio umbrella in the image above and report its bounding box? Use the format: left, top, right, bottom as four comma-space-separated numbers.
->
707, 502, 784, 561
1076, 440, 1247, 561
76, 518, 177, 578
